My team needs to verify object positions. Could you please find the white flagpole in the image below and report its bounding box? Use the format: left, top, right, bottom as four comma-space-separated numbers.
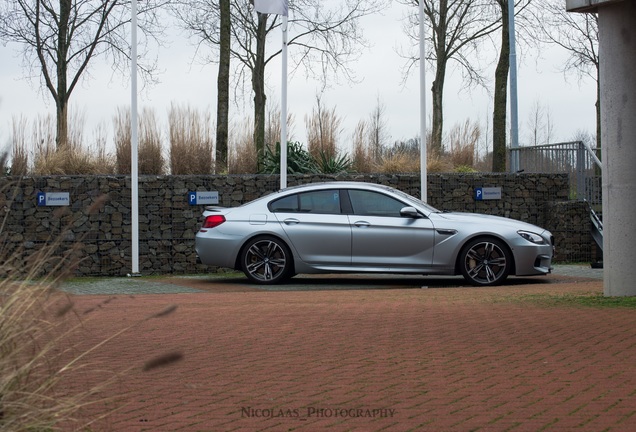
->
508, 0, 519, 173
419, 1, 427, 202
130, 0, 140, 275
280, 14, 288, 189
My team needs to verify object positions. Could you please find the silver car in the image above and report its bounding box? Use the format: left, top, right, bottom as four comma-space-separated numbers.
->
195, 182, 554, 286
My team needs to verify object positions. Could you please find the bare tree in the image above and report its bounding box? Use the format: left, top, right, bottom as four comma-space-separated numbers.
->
399, 0, 502, 155
491, 0, 509, 172
367, 95, 389, 163
400, 0, 535, 171
352, 119, 371, 172
490, 0, 534, 172
526, 99, 543, 146
216, 0, 231, 172
171, 0, 386, 163
525, 99, 554, 146
531, 1, 599, 147
0, 0, 166, 150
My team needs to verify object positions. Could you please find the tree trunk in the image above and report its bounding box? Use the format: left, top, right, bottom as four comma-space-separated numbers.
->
492, 0, 509, 172
252, 13, 268, 167
431, 65, 446, 156
55, 100, 69, 150
216, 0, 231, 173
430, 0, 448, 156
55, 0, 72, 151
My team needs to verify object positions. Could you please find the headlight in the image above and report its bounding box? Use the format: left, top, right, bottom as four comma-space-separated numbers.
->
518, 230, 546, 244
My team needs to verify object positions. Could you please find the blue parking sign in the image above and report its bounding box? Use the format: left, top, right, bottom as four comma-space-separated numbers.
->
188, 192, 197, 205
475, 188, 483, 200
188, 191, 219, 205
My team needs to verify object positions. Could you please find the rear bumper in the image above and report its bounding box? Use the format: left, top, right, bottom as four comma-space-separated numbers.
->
195, 233, 242, 269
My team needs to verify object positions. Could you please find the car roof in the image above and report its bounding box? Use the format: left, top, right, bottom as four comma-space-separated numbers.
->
280, 181, 393, 193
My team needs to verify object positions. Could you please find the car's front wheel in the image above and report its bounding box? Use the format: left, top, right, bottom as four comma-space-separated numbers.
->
459, 237, 512, 286
240, 236, 292, 284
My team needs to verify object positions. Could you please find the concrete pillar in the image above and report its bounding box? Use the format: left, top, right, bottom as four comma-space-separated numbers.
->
598, 1, 636, 296
567, 0, 636, 296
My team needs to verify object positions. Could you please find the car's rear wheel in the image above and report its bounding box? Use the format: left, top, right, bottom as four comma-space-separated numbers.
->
459, 237, 512, 286
240, 236, 292, 284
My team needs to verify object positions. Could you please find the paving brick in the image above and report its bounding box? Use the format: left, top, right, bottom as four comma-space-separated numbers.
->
56, 275, 635, 431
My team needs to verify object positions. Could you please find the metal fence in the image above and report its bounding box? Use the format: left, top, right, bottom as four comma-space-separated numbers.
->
509, 141, 602, 206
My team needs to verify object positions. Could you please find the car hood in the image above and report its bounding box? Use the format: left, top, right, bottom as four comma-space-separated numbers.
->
434, 212, 547, 233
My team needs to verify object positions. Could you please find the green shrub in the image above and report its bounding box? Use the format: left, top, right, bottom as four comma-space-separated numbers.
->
259, 141, 317, 174
314, 150, 353, 174
454, 165, 478, 173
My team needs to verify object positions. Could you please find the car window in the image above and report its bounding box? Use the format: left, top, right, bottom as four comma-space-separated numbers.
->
270, 190, 342, 214
299, 190, 342, 214
348, 189, 405, 217
269, 194, 298, 212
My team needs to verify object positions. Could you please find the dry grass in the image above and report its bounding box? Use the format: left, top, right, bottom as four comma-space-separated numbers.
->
114, 108, 132, 174
446, 120, 479, 169
9, 117, 28, 176
139, 108, 165, 175
264, 104, 296, 149
114, 108, 165, 175
0, 248, 90, 430
228, 118, 257, 174
168, 104, 214, 175
0, 186, 105, 430
28, 114, 114, 175
374, 151, 421, 174
305, 100, 341, 160
264, 105, 282, 148
0, 181, 181, 430
4, 109, 492, 176
351, 120, 372, 173
426, 154, 455, 173
0, 276, 180, 431
369, 120, 486, 174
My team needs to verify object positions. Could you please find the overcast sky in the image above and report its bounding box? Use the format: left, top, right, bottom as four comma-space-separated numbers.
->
0, 2, 597, 156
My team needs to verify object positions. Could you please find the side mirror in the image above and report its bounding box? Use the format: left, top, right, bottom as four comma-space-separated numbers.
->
400, 206, 422, 218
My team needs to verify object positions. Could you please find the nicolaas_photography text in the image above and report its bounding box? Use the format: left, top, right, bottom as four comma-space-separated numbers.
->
240, 406, 397, 420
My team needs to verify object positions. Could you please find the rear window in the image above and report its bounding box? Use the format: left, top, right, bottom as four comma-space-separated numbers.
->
270, 190, 342, 214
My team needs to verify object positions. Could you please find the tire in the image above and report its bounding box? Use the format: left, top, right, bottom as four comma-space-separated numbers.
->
459, 237, 512, 286
240, 236, 292, 284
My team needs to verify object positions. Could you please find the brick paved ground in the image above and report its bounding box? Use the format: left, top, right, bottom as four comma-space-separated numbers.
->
57, 272, 635, 432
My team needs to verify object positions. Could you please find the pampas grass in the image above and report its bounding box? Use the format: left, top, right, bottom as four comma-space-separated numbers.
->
229, 118, 257, 174
27, 113, 114, 176
0, 172, 180, 430
4, 109, 492, 176
168, 104, 214, 175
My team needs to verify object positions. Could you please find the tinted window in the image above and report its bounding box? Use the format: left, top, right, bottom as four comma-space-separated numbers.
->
348, 190, 405, 217
270, 190, 341, 214
269, 194, 298, 212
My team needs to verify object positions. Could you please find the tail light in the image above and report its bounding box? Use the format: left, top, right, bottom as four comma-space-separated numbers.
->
201, 215, 226, 229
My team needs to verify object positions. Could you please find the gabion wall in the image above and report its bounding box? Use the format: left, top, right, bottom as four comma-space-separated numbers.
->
0, 173, 590, 277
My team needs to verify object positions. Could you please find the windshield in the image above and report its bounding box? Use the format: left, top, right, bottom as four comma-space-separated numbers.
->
389, 186, 441, 213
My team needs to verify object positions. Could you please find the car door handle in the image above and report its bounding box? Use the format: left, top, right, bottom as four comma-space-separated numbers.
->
353, 221, 370, 228
283, 218, 300, 225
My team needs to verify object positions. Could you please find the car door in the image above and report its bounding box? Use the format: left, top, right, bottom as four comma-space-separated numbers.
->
347, 189, 435, 270
270, 189, 352, 266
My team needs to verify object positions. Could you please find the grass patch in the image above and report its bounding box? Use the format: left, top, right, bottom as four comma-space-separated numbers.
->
514, 292, 636, 309
60, 271, 245, 284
